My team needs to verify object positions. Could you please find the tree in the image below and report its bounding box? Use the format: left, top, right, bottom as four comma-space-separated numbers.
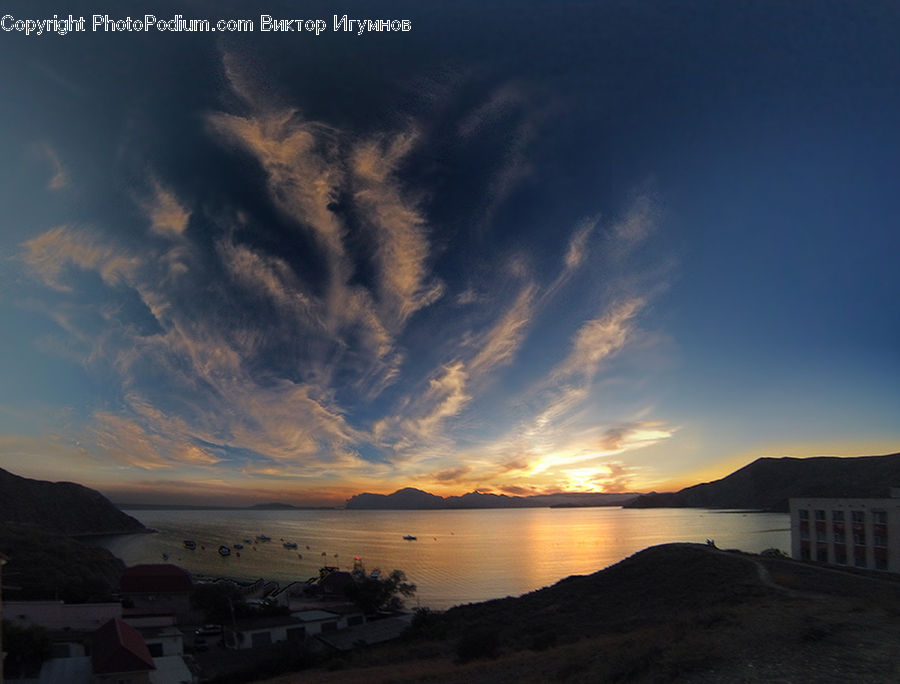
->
345, 569, 416, 615
190, 581, 245, 623
2, 620, 50, 679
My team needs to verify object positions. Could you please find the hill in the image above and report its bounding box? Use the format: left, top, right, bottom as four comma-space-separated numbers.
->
347, 487, 446, 509
345, 488, 638, 510
0, 467, 145, 536
625, 452, 900, 512
259, 543, 900, 683
0, 522, 125, 602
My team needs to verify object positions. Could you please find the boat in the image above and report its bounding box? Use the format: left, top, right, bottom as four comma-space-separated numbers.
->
256, 534, 271, 542
183, 540, 197, 550
234, 543, 244, 550
403, 535, 417, 541
283, 541, 298, 549
218, 545, 232, 556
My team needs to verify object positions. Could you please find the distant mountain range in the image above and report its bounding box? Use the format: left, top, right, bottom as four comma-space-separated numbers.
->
0, 467, 146, 536
625, 452, 900, 512
345, 487, 640, 510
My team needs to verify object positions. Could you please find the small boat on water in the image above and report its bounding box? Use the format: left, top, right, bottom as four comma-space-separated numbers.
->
234, 543, 244, 550
184, 540, 197, 550
403, 535, 417, 541
256, 534, 271, 542
283, 541, 298, 549
218, 545, 232, 556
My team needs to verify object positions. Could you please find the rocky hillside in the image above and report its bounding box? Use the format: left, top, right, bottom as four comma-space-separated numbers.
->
0, 467, 145, 535
626, 452, 900, 512
0, 522, 125, 602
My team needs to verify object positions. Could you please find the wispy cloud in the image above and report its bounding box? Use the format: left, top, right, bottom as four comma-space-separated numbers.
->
12, 54, 676, 501
373, 281, 536, 456
144, 179, 191, 237
469, 284, 537, 377
22, 226, 141, 292
207, 58, 447, 396
551, 297, 644, 383
37, 143, 69, 190
351, 131, 444, 326
458, 83, 552, 230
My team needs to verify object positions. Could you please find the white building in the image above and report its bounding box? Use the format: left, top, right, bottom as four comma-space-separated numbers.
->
790, 493, 900, 572
222, 608, 365, 650
3, 600, 122, 631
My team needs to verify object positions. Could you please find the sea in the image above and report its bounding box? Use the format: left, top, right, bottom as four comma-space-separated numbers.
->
96, 507, 789, 610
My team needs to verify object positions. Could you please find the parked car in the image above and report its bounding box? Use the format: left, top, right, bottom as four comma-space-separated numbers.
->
195, 624, 223, 636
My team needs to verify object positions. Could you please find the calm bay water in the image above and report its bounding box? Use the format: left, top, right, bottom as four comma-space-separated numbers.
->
100, 507, 789, 610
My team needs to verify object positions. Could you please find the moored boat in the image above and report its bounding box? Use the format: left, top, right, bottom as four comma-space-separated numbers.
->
283, 541, 298, 549
218, 545, 231, 556
403, 535, 417, 541
256, 534, 271, 542
184, 540, 197, 550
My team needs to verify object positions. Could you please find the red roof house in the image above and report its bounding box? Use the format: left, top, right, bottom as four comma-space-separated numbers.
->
92, 618, 156, 680
120, 564, 193, 594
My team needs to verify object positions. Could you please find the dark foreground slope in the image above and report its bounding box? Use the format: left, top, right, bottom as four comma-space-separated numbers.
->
626, 452, 900, 512
261, 544, 900, 683
0, 467, 145, 535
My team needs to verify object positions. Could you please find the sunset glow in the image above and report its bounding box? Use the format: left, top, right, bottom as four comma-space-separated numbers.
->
1, 1, 898, 505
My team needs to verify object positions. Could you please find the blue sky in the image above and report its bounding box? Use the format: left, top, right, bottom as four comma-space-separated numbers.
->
1, 0, 898, 504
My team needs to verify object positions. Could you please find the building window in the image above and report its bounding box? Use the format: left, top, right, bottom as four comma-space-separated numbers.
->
875, 535, 888, 548
855, 551, 867, 568
799, 509, 809, 520
286, 627, 306, 641
874, 510, 887, 524
251, 631, 272, 647
852, 511, 865, 523
853, 531, 867, 545
800, 528, 810, 540
876, 556, 888, 570
833, 530, 845, 543
835, 547, 847, 565
816, 529, 827, 542
815, 510, 826, 521
832, 510, 844, 521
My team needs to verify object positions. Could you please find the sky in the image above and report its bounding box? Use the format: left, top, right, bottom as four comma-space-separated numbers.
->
1, 0, 898, 506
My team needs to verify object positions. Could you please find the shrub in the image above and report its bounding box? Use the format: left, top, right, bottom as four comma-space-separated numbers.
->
455, 628, 500, 662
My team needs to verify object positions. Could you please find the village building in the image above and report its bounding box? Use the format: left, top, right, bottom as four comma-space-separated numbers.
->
790, 491, 900, 572
4, 605, 193, 684
221, 606, 366, 651
3, 600, 122, 632
92, 618, 156, 684
119, 564, 196, 623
